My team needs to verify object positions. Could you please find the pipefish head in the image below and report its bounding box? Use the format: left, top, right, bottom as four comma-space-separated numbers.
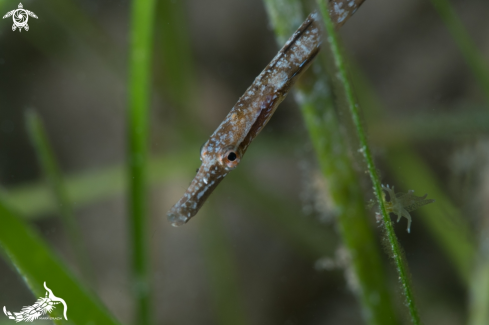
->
167, 140, 241, 227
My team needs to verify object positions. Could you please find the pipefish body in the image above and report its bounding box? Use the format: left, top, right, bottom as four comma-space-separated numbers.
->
167, 11, 330, 226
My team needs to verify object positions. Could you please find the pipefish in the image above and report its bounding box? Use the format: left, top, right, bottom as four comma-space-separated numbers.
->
167, 2, 362, 226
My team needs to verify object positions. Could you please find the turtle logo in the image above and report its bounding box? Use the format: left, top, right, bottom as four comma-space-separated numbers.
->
3, 282, 68, 322
2, 3, 38, 32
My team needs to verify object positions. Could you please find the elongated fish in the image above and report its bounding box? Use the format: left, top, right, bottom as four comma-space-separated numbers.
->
167, 12, 322, 226
168, 0, 364, 226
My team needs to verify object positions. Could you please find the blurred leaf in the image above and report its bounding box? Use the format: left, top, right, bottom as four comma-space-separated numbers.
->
0, 202, 122, 325
3, 145, 336, 268
1, 153, 193, 219
427, 3, 489, 321
468, 257, 489, 325
351, 55, 478, 284
263, 1, 399, 324
127, 0, 157, 323
386, 147, 476, 282
25, 110, 92, 284
429, 0, 489, 102
370, 108, 489, 146
317, 1, 421, 323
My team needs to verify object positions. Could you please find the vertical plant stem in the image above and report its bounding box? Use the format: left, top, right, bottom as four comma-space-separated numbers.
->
296, 66, 398, 325
351, 65, 477, 283
429, 0, 489, 101
25, 110, 93, 284
297, 64, 398, 325
385, 146, 475, 282
128, 0, 156, 323
317, 1, 421, 324
264, 1, 398, 324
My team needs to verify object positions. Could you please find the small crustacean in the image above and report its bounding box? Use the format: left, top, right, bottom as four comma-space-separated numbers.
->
167, 13, 323, 227
381, 184, 435, 233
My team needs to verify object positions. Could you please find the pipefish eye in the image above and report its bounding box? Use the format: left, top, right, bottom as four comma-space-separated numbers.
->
222, 150, 240, 169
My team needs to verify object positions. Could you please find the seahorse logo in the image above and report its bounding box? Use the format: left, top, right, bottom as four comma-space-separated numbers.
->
3, 282, 68, 322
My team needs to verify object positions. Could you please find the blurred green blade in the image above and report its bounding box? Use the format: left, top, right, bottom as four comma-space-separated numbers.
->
127, 0, 157, 323
316, 1, 421, 323
3, 147, 338, 261
295, 66, 398, 325
351, 57, 477, 283
263, 1, 399, 324
468, 258, 489, 325
25, 110, 92, 284
370, 108, 489, 145
1, 153, 194, 220
386, 146, 475, 282
0, 202, 122, 325
428, 2, 489, 322
429, 0, 489, 102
